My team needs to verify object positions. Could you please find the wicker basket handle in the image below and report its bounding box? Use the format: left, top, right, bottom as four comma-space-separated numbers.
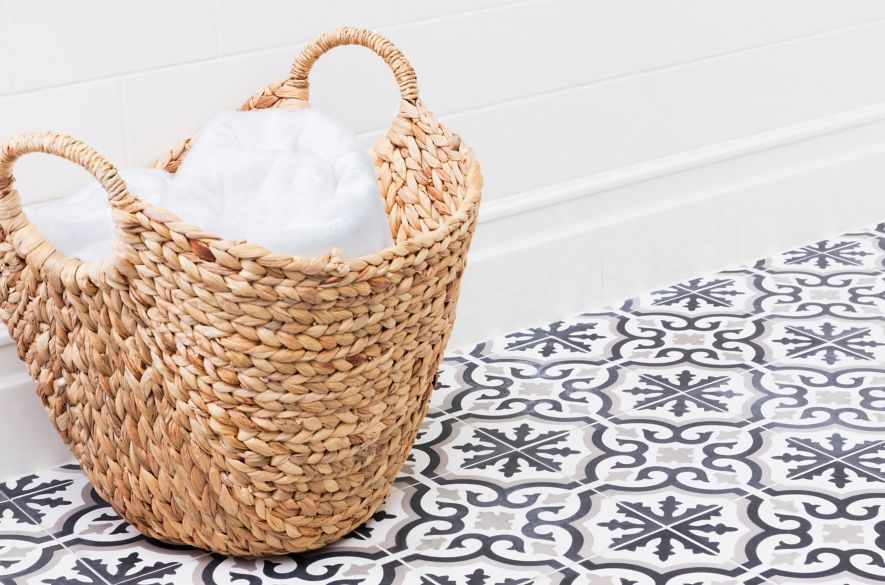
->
0, 132, 135, 287
290, 27, 419, 104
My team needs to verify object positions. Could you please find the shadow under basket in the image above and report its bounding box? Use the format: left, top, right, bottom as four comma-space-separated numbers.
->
0, 27, 482, 556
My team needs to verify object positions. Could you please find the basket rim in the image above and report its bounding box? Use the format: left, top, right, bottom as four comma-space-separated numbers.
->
134, 106, 482, 277
0, 27, 483, 286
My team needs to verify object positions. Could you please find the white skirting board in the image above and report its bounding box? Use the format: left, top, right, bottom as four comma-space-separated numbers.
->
449, 101, 885, 347
4, 101, 885, 476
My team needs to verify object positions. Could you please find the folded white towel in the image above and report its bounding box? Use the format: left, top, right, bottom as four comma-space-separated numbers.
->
26, 168, 172, 263
26, 108, 393, 263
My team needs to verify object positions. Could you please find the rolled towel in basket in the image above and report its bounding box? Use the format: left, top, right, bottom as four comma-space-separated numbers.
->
26, 108, 393, 262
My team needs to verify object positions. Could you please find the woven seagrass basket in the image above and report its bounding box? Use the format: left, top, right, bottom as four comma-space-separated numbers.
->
0, 28, 481, 556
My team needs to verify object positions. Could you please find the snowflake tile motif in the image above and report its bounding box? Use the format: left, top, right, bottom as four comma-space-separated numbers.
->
6, 224, 885, 583
61, 545, 208, 585
0, 497, 51, 540
744, 490, 885, 581
5, 464, 98, 538
746, 364, 885, 429
754, 426, 884, 495
453, 411, 596, 461
621, 269, 795, 317
432, 426, 601, 489
758, 316, 885, 368
592, 365, 762, 423
401, 558, 539, 585
754, 236, 885, 274
401, 415, 516, 480
463, 312, 635, 366
572, 487, 754, 573
0, 467, 77, 502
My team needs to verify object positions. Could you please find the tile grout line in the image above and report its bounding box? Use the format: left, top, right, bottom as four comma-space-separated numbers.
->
299, 224, 883, 579
2, 496, 112, 585
3, 481, 76, 507
2, 468, 215, 585
5, 223, 885, 581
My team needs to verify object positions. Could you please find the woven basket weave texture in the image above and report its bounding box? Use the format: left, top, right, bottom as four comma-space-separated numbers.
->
0, 27, 481, 556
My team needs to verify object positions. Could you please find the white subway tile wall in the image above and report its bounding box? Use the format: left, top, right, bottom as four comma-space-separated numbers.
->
213, 0, 398, 56
767, 0, 885, 41
557, 78, 638, 180
634, 0, 770, 71
8, 1, 217, 91
0, 0, 884, 204
829, 19, 885, 112
698, 36, 833, 144
0, 79, 128, 203
0, 3, 12, 95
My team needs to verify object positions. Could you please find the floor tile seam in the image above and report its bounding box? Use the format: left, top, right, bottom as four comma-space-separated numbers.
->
378, 509, 568, 581
56, 533, 215, 585
0, 529, 114, 585
5, 479, 78, 507
503, 332, 597, 357
56, 543, 115, 585
453, 411, 577, 452
33, 541, 115, 585
527, 556, 589, 582
445, 351, 764, 430
778, 433, 885, 473
570, 552, 765, 584
0, 506, 70, 583
592, 367, 765, 426
776, 453, 880, 490
0, 461, 79, 487
829, 440, 885, 481
774, 322, 881, 351
586, 485, 736, 556
733, 462, 885, 506
545, 334, 604, 357
427, 441, 523, 482
589, 501, 728, 559
3, 496, 68, 547
507, 437, 591, 481
606, 352, 760, 382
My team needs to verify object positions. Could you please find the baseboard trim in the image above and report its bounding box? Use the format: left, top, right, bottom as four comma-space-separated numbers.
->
449, 105, 885, 346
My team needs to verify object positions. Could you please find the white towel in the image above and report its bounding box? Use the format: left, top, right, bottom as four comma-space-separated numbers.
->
26, 108, 393, 263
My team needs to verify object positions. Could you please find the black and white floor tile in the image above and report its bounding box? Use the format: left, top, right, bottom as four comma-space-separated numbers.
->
3, 226, 885, 584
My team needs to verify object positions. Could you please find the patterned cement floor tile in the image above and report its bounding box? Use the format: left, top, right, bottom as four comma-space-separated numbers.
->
3, 223, 885, 583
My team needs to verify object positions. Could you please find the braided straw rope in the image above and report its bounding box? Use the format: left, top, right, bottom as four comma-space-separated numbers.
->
0, 28, 481, 556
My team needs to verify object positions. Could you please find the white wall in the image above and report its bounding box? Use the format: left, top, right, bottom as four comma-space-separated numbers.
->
3, 0, 885, 473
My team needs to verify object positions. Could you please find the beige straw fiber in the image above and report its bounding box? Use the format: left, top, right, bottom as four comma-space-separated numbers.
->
0, 27, 481, 556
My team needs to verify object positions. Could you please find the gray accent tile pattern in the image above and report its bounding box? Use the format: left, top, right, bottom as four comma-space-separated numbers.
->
2, 225, 885, 584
